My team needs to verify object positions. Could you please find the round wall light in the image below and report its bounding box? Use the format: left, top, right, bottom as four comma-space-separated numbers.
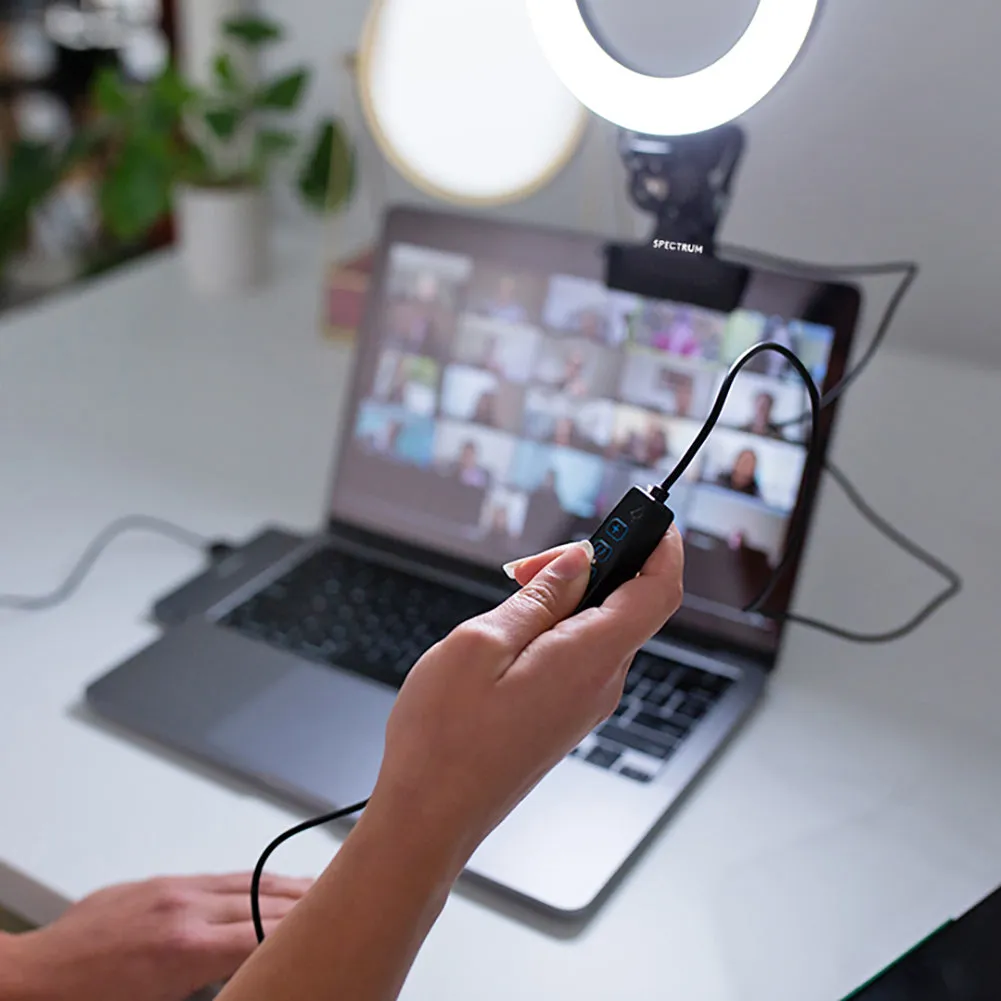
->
358, 0, 589, 206
525, 0, 821, 136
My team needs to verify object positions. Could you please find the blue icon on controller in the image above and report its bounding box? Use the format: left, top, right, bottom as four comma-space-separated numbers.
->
594, 539, 613, 563
607, 518, 628, 541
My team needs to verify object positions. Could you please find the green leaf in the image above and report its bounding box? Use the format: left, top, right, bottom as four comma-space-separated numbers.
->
99, 140, 173, 242
223, 15, 283, 46
256, 68, 308, 111
204, 106, 244, 140
213, 53, 241, 93
0, 144, 50, 263
132, 129, 175, 167
1, 141, 62, 211
297, 118, 355, 214
92, 67, 131, 116
172, 140, 212, 185
151, 66, 196, 112
256, 128, 297, 159
4, 140, 55, 187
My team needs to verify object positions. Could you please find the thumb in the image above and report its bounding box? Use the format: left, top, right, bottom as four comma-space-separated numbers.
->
485, 540, 594, 655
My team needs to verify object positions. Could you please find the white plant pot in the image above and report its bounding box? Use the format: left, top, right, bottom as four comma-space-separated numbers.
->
176, 186, 269, 297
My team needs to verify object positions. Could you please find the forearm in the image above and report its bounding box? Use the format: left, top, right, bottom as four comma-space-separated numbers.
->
218, 797, 471, 1001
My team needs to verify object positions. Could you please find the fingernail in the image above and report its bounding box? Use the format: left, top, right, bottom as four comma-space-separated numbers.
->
549, 540, 594, 581
502, 559, 524, 579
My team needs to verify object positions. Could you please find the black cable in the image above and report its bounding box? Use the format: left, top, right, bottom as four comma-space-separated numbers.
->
717, 246, 919, 425
249, 332, 957, 941
247, 346, 812, 943
711, 251, 957, 630
246, 453, 965, 942
660, 340, 822, 615
661, 341, 821, 491
0, 253, 946, 942
769, 458, 963, 643
251, 799, 369, 944
0, 514, 212, 612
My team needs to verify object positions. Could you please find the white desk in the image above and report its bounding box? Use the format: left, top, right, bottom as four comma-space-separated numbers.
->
1, 231, 1000, 1001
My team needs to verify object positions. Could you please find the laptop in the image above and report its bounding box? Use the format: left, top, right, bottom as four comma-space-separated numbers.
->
86, 206, 860, 917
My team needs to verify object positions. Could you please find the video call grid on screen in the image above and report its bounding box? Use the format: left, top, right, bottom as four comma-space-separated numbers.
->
343, 240, 836, 621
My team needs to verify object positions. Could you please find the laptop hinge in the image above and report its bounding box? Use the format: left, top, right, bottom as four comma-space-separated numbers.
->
325, 517, 775, 671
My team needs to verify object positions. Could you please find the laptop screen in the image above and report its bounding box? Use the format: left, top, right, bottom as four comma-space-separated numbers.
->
329, 208, 859, 659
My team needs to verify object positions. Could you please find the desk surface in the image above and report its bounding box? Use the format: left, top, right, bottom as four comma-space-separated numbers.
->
1, 232, 1000, 1001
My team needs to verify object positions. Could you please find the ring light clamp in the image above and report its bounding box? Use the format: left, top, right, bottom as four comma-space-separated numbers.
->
525, 0, 823, 136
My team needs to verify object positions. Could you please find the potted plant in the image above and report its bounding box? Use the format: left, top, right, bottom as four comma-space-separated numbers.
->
0, 13, 354, 300
97, 13, 354, 294
0, 14, 354, 303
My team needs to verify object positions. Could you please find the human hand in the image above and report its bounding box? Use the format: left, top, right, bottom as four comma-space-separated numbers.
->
368, 530, 684, 868
203, 533, 681, 1001
9, 873, 312, 1001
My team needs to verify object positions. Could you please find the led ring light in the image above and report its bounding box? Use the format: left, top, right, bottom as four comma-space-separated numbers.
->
525, 0, 821, 136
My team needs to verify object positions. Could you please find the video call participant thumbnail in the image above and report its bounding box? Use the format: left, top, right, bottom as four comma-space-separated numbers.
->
452, 315, 540, 383
349, 421, 509, 535
682, 487, 789, 611
371, 352, 439, 417
606, 406, 672, 468
788, 320, 835, 385
508, 441, 605, 549
515, 467, 577, 555
522, 389, 615, 455
354, 402, 436, 467
618, 349, 718, 419
432, 421, 516, 491
714, 370, 811, 442
742, 392, 783, 440
722, 312, 834, 385
543, 274, 624, 345
465, 267, 548, 326
698, 428, 806, 511
721, 311, 789, 375
477, 485, 532, 556
534, 336, 622, 399
630, 300, 727, 362
606, 407, 704, 480
440, 365, 525, 434
716, 448, 761, 497
382, 245, 471, 361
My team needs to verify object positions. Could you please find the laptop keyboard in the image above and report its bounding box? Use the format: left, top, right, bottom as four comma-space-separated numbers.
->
220, 547, 735, 785
571, 652, 734, 783
220, 547, 496, 689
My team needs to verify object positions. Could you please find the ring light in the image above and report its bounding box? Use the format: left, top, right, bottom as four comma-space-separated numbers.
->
525, 0, 821, 136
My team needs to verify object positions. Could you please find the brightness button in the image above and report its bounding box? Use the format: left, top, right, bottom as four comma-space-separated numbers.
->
607, 518, 628, 541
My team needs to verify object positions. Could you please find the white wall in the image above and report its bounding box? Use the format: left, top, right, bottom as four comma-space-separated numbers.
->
266, 0, 1001, 369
